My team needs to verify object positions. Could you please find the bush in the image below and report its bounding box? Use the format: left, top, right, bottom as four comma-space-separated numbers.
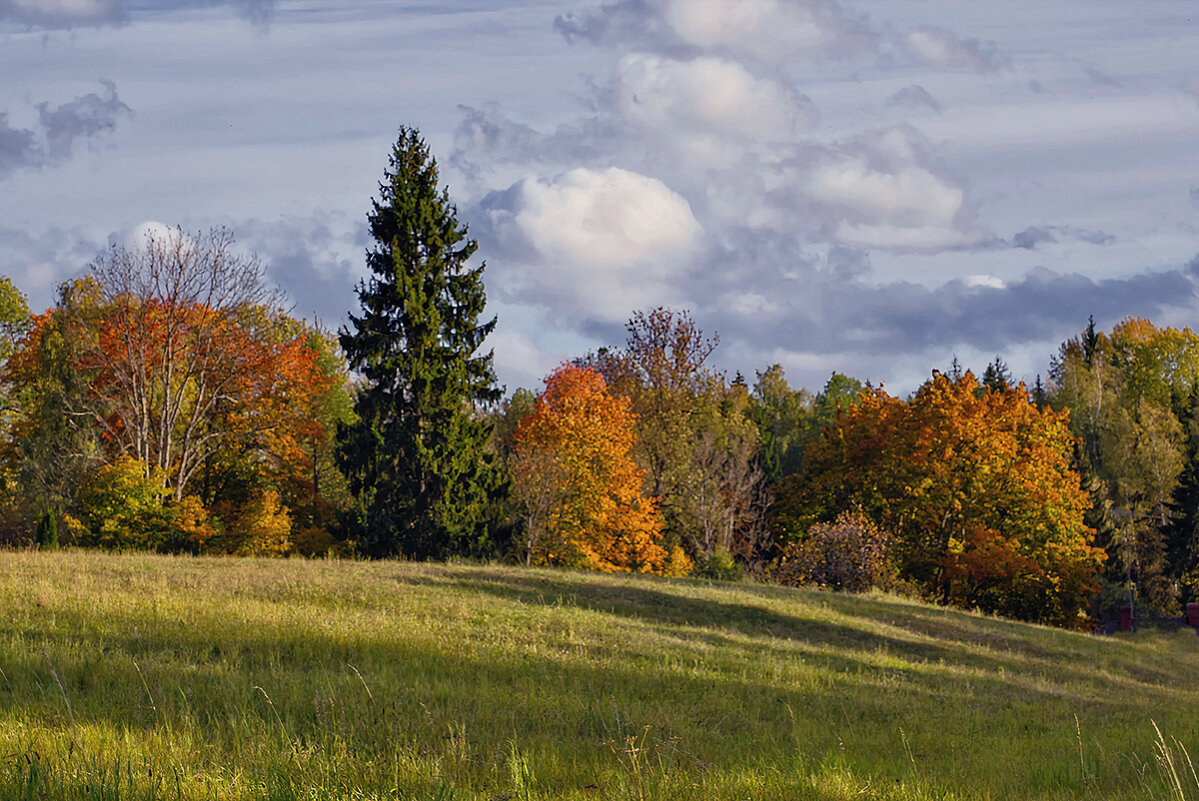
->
694, 546, 743, 581
772, 510, 895, 593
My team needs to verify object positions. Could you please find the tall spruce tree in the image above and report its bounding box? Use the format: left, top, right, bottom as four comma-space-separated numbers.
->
338, 127, 500, 558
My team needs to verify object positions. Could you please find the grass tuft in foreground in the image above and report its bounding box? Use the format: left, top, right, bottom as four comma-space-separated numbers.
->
1, 551, 1198, 799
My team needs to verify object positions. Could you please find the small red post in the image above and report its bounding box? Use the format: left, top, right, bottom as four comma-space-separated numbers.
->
1186, 603, 1199, 627
1119, 605, 1133, 632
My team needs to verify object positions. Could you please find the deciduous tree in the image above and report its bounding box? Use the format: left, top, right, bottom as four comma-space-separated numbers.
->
66, 228, 298, 499
512, 365, 674, 574
778, 372, 1103, 626
1050, 317, 1199, 612
2, 257, 342, 552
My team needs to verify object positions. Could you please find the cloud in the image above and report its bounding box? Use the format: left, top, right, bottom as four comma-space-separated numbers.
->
37, 80, 131, 162
0, 0, 122, 28
0, 0, 273, 29
5, 214, 361, 329
0, 113, 40, 178
451, 103, 625, 185
888, 84, 941, 113
230, 211, 364, 327
797, 127, 983, 252
481, 166, 702, 324
694, 233, 1197, 359
488, 329, 561, 392
452, 0, 1168, 391
963, 274, 1004, 290
556, 0, 874, 63
0, 226, 100, 309
1013, 227, 1055, 250
657, 0, 873, 62
121, 220, 190, 252
0, 81, 131, 179
1011, 225, 1114, 250
615, 53, 815, 144
903, 26, 1004, 73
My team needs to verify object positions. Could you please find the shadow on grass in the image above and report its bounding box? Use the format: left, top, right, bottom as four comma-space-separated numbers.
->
434, 566, 1187, 699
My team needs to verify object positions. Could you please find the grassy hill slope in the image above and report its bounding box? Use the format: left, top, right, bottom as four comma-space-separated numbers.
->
1, 552, 1197, 800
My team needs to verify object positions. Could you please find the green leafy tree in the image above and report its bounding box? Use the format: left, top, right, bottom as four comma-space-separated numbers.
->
811, 372, 864, 430
337, 127, 500, 559
0, 280, 105, 539
586, 308, 769, 567
0, 276, 29, 365
67, 456, 177, 551
748, 364, 812, 484
1050, 317, 1199, 613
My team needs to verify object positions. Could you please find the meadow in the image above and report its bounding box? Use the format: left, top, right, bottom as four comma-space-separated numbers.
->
0, 551, 1197, 800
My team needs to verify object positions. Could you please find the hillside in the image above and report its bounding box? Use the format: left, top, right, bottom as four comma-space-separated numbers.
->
0, 552, 1197, 800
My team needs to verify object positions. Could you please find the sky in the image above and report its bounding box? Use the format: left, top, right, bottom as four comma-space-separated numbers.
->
4, 0, 1199, 395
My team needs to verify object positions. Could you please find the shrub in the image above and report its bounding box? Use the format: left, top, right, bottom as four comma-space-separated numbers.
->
772, 510, 895, 593
694, 546, 743, 581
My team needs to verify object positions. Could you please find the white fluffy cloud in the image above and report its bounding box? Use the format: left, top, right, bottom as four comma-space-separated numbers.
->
489, 166, 702, 321
616, 53, 814, 144
801, 128, 981, 252
123, 220, 189, 253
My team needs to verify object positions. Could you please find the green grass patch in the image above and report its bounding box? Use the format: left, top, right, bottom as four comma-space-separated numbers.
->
0, 552, 1197, 799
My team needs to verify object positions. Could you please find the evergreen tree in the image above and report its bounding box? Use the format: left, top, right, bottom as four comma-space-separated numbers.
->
1082, 314, 1100, 367
981, 356, 1012, 392
1031, 375, 1047, 409
337, 127, 500, 559
36, 510, 58, 551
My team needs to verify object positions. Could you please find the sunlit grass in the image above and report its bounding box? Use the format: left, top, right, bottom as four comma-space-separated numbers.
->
0, 551, 1197, 799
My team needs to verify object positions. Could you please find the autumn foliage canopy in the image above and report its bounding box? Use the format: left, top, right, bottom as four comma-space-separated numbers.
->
512, 365, 676, 574
775, 371, 1104, 626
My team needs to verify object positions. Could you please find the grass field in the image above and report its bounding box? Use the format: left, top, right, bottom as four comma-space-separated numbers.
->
1, 551, 1198, 800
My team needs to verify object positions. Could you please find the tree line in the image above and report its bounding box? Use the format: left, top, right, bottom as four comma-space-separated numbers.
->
2, 127, 1197, 629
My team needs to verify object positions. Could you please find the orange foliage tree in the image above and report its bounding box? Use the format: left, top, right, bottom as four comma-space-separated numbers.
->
10, 287, 332, 489
776, 371, 1104, 626
3, 232, 350, 554
512, 365, 676, 573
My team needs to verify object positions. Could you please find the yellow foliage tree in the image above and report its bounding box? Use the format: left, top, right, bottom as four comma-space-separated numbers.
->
231, 489, 292, 557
